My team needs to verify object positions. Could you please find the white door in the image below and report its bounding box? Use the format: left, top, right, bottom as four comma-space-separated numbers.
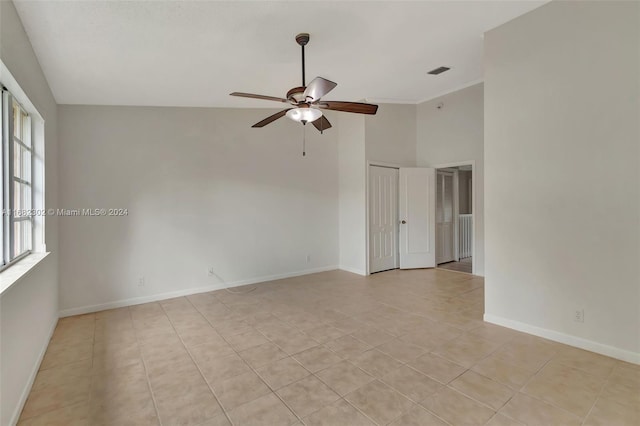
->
436, 171, 455, 264
399, 168, 436, 269
369, 166, 399, 273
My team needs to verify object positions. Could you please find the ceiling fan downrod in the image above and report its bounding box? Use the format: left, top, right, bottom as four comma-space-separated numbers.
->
295, 33, 310, 87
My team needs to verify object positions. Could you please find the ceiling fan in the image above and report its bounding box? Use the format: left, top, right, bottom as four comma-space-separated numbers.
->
230, 33, 378, 133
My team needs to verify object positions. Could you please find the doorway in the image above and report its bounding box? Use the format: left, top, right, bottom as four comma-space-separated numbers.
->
368, 164, 437, 274
367, 163, 473, 275
436, 165, 473, 274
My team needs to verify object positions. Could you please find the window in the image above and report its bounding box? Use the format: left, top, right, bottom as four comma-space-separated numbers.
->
1, 89, 33, 267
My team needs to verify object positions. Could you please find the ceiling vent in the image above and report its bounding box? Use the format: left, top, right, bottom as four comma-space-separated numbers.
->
427, 66, 450, 75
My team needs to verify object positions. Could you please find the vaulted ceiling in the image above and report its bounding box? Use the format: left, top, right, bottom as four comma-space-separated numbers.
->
14, 0, 545, 107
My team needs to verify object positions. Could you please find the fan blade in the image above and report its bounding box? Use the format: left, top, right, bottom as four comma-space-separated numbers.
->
319, 101, 378, 115
251, 109, 292, 128
230, 92, 289, 103
303, 77, 337, 102
311, 115, 332, 133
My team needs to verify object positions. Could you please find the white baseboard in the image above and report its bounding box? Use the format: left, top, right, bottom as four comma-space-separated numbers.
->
484, 313, 640, 365
10, 317, 57, 426
338, 265, 366, 276
59, 265, 339, 317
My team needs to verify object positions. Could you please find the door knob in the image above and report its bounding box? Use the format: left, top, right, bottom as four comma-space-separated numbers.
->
401, 220, 407, 224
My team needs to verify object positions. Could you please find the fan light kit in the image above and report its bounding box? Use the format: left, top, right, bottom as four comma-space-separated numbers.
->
230, 33, 378, 134
286, 107, 323, 123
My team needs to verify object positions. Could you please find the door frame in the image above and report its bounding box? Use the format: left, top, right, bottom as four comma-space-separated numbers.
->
435, 169, 457, 265
432, 160, 476, 275
366, 161, 403, 275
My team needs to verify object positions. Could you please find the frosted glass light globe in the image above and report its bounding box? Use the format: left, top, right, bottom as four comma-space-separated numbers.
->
286, 107, 322, 123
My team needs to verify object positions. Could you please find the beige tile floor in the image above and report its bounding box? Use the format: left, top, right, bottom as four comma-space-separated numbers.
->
18, 269, 639, 426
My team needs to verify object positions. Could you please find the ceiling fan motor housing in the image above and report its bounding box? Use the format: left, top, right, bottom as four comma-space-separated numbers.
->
286, 86, 306, 103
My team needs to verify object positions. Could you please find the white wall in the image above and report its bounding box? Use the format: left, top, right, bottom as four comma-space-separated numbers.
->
0, 1, 60, 424
484, 0, 639, 362
58, 106, 338, 314
338, 113, 366, 275
337, 104, 417, 276
365, 103, 417, 167
416, 83, 484, 275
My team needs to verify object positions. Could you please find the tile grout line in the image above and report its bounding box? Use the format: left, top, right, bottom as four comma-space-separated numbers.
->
20, 317, 96, 423
339, 289, 484, 424
304, 335, 460, 424
195, 293, 346, 424
304, 356, 378, 425
263, 289, 499, 425
158, 300, 235, 426
503, 351, 596, 424
305, 329, 432, 424
24, 276, 488, 425
579, 360, 616, 426
407, 333, 531, 425
199, 294, 308, 425
211, 293, 410, 426
353, 325, 536, 423
463, 336, 584, 421
129, 306, 165, 426
373, 362, 454, 425
277, 332, 381, 424
22, 271, 630, 426
437, 338, 516, 414
337, 395, 392, 426
493, 349, 561, 424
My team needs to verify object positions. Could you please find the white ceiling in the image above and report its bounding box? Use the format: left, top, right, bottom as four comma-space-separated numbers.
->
14, 0, 545, 108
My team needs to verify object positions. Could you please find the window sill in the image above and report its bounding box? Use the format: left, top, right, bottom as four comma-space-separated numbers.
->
0, 252, 50, 295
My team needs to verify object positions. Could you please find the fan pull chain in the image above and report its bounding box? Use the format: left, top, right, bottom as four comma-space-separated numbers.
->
302, 124, 306, 157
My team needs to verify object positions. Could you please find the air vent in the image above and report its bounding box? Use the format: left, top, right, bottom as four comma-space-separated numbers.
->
427, 66, 450, 75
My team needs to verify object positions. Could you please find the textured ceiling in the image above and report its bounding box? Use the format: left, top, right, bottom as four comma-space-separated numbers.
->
14, 0, 545, 107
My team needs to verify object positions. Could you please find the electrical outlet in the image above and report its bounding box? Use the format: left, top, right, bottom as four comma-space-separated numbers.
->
208, 267, 215, 277
574, 309, 584, 323
306, 255, 311, 263
138, 276, 145, 287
